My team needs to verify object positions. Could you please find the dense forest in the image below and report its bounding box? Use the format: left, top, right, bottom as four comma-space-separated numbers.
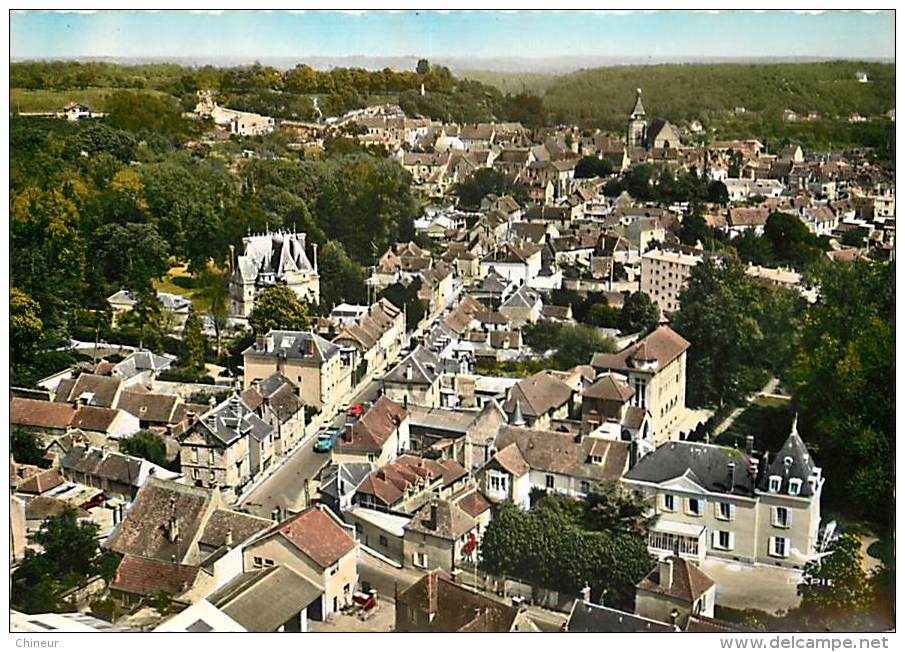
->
541, 61, 895, 152
11, 59, 896, 152
8, 88, 416, 385
10, 59, 545, 126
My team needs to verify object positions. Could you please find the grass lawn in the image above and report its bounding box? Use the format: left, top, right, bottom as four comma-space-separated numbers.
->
10, 87, 175, 113
153, 262, 213, 314
716, 395, 793, 452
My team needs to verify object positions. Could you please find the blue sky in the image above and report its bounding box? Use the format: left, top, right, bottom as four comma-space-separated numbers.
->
10, 10, 895, 62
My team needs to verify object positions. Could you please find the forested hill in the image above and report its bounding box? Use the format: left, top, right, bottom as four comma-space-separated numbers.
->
542, 61, 895, 129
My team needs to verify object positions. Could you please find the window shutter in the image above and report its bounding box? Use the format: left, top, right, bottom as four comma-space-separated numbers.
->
769, 536, 776, 556
728, 532, 735, 550
729, 503, 735, 520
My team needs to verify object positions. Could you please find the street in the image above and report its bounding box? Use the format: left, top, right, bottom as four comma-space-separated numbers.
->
239, 377, 383, 518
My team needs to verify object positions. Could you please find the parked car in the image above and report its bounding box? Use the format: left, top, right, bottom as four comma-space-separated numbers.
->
348, 402, 369, 417
314, 427, 343, 453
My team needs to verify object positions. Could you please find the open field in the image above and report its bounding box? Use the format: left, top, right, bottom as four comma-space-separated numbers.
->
153, 262, 213, 314
10, 86, 175, 113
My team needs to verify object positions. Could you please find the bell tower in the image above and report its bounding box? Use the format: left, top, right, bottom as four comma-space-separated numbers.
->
627, 88, 648, 148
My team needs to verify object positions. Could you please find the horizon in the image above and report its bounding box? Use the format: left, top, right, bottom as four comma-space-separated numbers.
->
10, 10, 895, 69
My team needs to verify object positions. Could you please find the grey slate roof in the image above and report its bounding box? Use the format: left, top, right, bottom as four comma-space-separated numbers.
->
624, 440, 755, 496
384, 345, 442, 386
242, 330, 340, 362
757, 421, 819, 497
196, 394, 272, 446
319, 462, 375, 501
567, 601, 674, 633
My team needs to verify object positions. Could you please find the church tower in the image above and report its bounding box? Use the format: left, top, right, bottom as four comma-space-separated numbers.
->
627, 88, 648, 148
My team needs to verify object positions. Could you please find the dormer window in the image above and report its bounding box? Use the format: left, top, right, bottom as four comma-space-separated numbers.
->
768, 475, 782, 493
788, 479, 802, 496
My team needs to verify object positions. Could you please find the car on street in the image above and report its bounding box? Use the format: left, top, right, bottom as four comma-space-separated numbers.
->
348, 401, 369, 417
314, 427, 343, 453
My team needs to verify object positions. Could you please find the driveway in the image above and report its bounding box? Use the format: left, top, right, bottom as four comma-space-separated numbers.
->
701, 558, 802, 614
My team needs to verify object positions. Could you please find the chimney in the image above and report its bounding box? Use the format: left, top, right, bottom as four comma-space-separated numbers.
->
224, 528, 234, 548
266, 334, 275, 353
167, 515, 180, 543
256, 334, 266, 351
510, 398, 525, 426
429, 499, 438, 530
580, 584, 591, 603
658, 558, 673, 590
745, 435, 755, 456
405, 363, 413, 381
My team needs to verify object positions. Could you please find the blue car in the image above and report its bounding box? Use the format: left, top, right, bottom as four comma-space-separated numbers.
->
314, 428, 343, 453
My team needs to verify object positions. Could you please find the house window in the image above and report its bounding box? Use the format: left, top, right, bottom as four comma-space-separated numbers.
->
489, 471, 508, 493
193, 448, 200, 464
788, 479, 802, 496
663, 494, 676, 512
264, 558, 274, 567
772, 506, 791, 529
768, 476, 782, 493
545, 475, 555, 489
687, 498, 703, 516
379, 535, 389, 547
208, 449, 215, 465
770, 536, 789, 558
192, 469, 200, 481
413, 552, 428, 568
580, 480, 591, 494
716, 502, 734, 521
715, 530, 734, 551
253, 556, 263, 568
328, 563, 339, 576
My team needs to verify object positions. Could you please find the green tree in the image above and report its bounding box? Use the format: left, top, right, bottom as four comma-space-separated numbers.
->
11, 429, 48, 467
574, 156, 614, 179
12, 508, 109, 613
620, 291, 660, 334
764, 212, 823, 270
198, 266, 230, 356
317, 240, 367, 310
181, 310, 207, 371
787, 260, 894, 523
11, 287, 44, 368
248, 285, 312, 334
672, 258, 770, 407
797, 534, 875, 629
416, 58, 431, 75
120, 288, 165, 350
678, 204, 715, 247
583, 482, 655, 537
119, 430, 171, 469
480, 498, 653, 606
93, 223, 171, 292
452, 168, 529, 210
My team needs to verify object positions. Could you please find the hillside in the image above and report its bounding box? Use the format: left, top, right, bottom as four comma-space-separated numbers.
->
542, 61, 894, 150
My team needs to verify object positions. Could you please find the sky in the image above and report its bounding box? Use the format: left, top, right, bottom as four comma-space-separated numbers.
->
10, 10, 895, 64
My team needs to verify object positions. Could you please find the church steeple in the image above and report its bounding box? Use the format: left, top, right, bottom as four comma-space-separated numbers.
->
630, 88, 646, 119
627, 88, 648, 148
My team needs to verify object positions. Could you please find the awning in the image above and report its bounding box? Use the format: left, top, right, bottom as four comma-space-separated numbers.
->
652, 520, 706, 538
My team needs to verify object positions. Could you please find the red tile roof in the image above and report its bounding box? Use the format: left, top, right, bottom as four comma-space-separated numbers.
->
111, 554, 202, 597
268, 507, 356, 568
10, 398, 76, 429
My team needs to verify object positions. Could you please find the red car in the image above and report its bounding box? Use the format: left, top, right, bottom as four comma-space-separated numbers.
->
348, 402, 369, 417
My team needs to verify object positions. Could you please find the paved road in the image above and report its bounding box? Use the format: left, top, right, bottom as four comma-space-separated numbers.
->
712, 376, 781, 438
240, 377, 383, 518
358, 550, 424, 601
